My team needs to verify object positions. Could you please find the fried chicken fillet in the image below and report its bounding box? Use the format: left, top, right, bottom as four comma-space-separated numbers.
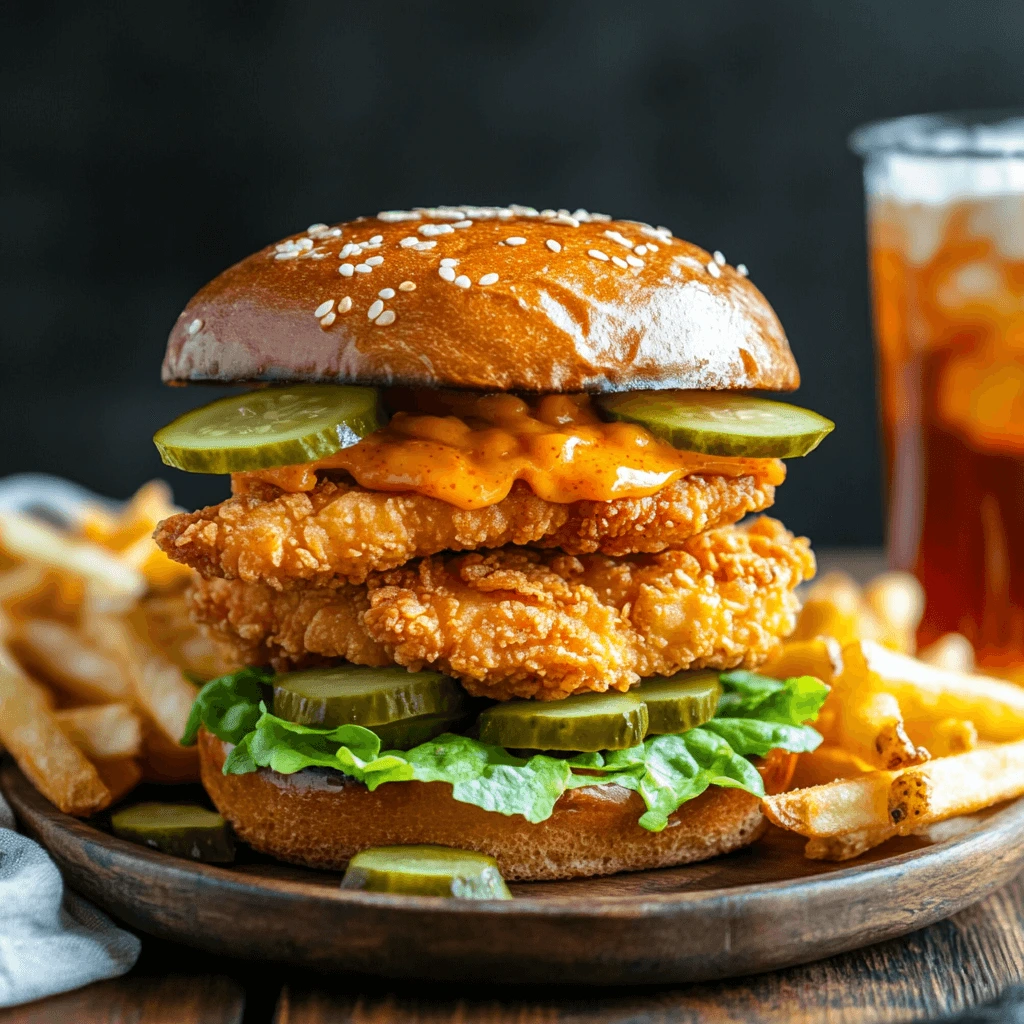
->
187, 517, 814, 702
155, 472, 780, 589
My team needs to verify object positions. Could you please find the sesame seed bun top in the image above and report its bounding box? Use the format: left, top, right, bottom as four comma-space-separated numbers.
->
162, 206, 799, 393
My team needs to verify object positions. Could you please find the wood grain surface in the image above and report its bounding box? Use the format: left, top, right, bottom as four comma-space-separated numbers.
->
273, 878, 1024, 1023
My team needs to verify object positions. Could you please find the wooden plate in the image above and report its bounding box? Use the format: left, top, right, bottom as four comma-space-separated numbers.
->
5, 761, 1024, 987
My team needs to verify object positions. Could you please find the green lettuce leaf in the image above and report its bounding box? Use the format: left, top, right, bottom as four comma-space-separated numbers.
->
181, 666, 272, 746
717, 670, 828, 725
186, 667, 828, 832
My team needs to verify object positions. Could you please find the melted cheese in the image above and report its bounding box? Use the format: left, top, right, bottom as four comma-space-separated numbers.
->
233, 393, 785, 510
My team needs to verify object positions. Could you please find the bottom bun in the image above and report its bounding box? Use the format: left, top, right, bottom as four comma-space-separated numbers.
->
198, 730, 795, 881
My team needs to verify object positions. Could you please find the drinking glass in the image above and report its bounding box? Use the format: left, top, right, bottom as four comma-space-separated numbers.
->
851, 111, 1024, 675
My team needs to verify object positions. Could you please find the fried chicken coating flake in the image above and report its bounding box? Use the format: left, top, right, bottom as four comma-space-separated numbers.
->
188, 517, 814, 700
156, 474, 778, 589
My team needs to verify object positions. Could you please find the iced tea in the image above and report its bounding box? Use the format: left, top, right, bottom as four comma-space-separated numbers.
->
855, 115, 1024, 673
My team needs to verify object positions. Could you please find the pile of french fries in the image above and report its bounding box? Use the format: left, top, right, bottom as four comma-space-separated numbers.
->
0, 482, 232, 816
763, 570, 1024, 860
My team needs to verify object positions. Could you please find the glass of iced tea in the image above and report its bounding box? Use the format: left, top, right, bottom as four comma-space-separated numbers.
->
851, 112, 1024, 676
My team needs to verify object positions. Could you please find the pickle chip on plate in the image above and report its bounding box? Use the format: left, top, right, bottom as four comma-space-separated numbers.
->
340, 845, 512, 899
110, 802, 235, 863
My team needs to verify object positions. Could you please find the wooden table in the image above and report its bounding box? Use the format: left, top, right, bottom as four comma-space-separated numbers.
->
4, 549, 1023, 1023
2, 874, 1023, 1023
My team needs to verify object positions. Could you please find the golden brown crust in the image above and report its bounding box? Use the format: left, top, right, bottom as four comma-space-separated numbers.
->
162, 209, 798, 393
188, 517, 815, 699
199, 730, 796, 880
155, 474, 778, 589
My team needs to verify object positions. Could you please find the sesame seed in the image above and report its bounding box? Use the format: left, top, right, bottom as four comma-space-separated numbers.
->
440, 258, 459, 268
368, 299, 384, 319
377, 210, 421, 222
355, 264, 372, 274
611, 256, 628, 269
454, 275, 471, 289
378, 287, 396, 299
713, 250, 726, 266
414, 241, 437, 251
314, 299, 335, 318
625, 255, 644, 268
478, 273, 499, 286
369, 235, 383, 245
737, 264, 749, 277
274, 251, 300, 260
296, 238, 313, 251
338, 296, 353, 312
339, 263, 354, 277
588, 249, 610, 261
634, 245, 648, 256
452, 220, 473, 229
375, 309, 396, 326
604, 230, 634, 248
309, 252, 326, 259
320, 312, 336, 327
647, 243, 659, 252
365, 255, 384, 267
307, 223, 328, 233
439, 266, 456, 282
419, 223, 455, 236
187, 318, 203, 335
550, 214, 579, 227
340, 243, 360, 258
706, 261, 721, 278
545, 239, 561, 253
398, 281, 416, 291
399, 237, 419, 248
504, 236, 527, 246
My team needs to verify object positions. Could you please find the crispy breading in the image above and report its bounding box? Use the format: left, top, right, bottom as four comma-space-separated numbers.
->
188, 517, 814, 700
155, 474, 778, 589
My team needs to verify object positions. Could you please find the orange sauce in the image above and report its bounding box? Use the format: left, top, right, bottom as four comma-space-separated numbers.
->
233, 393, 785, 510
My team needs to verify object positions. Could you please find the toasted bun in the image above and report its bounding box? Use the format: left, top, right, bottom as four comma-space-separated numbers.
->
164, 207, 798, 394
198, 730, 795, 881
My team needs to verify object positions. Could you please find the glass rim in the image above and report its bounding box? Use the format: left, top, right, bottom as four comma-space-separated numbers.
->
850, 109, 1024, 159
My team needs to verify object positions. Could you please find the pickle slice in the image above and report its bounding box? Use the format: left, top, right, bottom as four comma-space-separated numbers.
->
340, 845, 512, 899
372, 712, 467, 750
110, 802, 235, 863
273, 665, 465, 729
477, 692, 648, 752
154, 384, 384, 474
596, 390, 834, 459
637, 670, 723, 735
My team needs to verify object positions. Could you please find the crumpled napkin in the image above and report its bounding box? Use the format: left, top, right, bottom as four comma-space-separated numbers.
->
0, 790, 140, 1007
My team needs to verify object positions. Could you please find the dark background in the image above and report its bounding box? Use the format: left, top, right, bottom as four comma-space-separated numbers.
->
2, 0, 1020, 545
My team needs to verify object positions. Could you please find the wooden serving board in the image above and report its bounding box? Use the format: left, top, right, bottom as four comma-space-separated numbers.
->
7, 763, 1024, 988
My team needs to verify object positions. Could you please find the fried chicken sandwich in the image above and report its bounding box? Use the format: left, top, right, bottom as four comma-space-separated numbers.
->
155, 206, 834, 880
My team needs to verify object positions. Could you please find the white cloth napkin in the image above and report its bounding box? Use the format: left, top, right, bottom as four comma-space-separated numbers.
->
0, 790, 140, 1007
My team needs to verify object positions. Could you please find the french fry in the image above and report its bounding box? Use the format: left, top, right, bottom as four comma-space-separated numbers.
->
93, 758, 143, 804
789, 744, 874, 789
847, 640, 1024, 742
54, 704, 143, 760
81, 480, 179, 551
863, 572, 924, 655
88, 616, 198, 745
791, 572, 871, 646
836, 689, 929, 771
763, 771, 898, 837
140, 728, 200, 784
887, 740, 1024, 834
14, 618, 131, 703
914, 717, 978, 758
0, 645, 110, 816
804, 827, 897, 861
918, 632, 976, 673
0, 512, 145, 609
762, 636, 844, 685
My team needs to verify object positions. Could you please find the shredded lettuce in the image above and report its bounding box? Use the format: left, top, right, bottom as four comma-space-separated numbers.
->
182, 668, 827, 832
